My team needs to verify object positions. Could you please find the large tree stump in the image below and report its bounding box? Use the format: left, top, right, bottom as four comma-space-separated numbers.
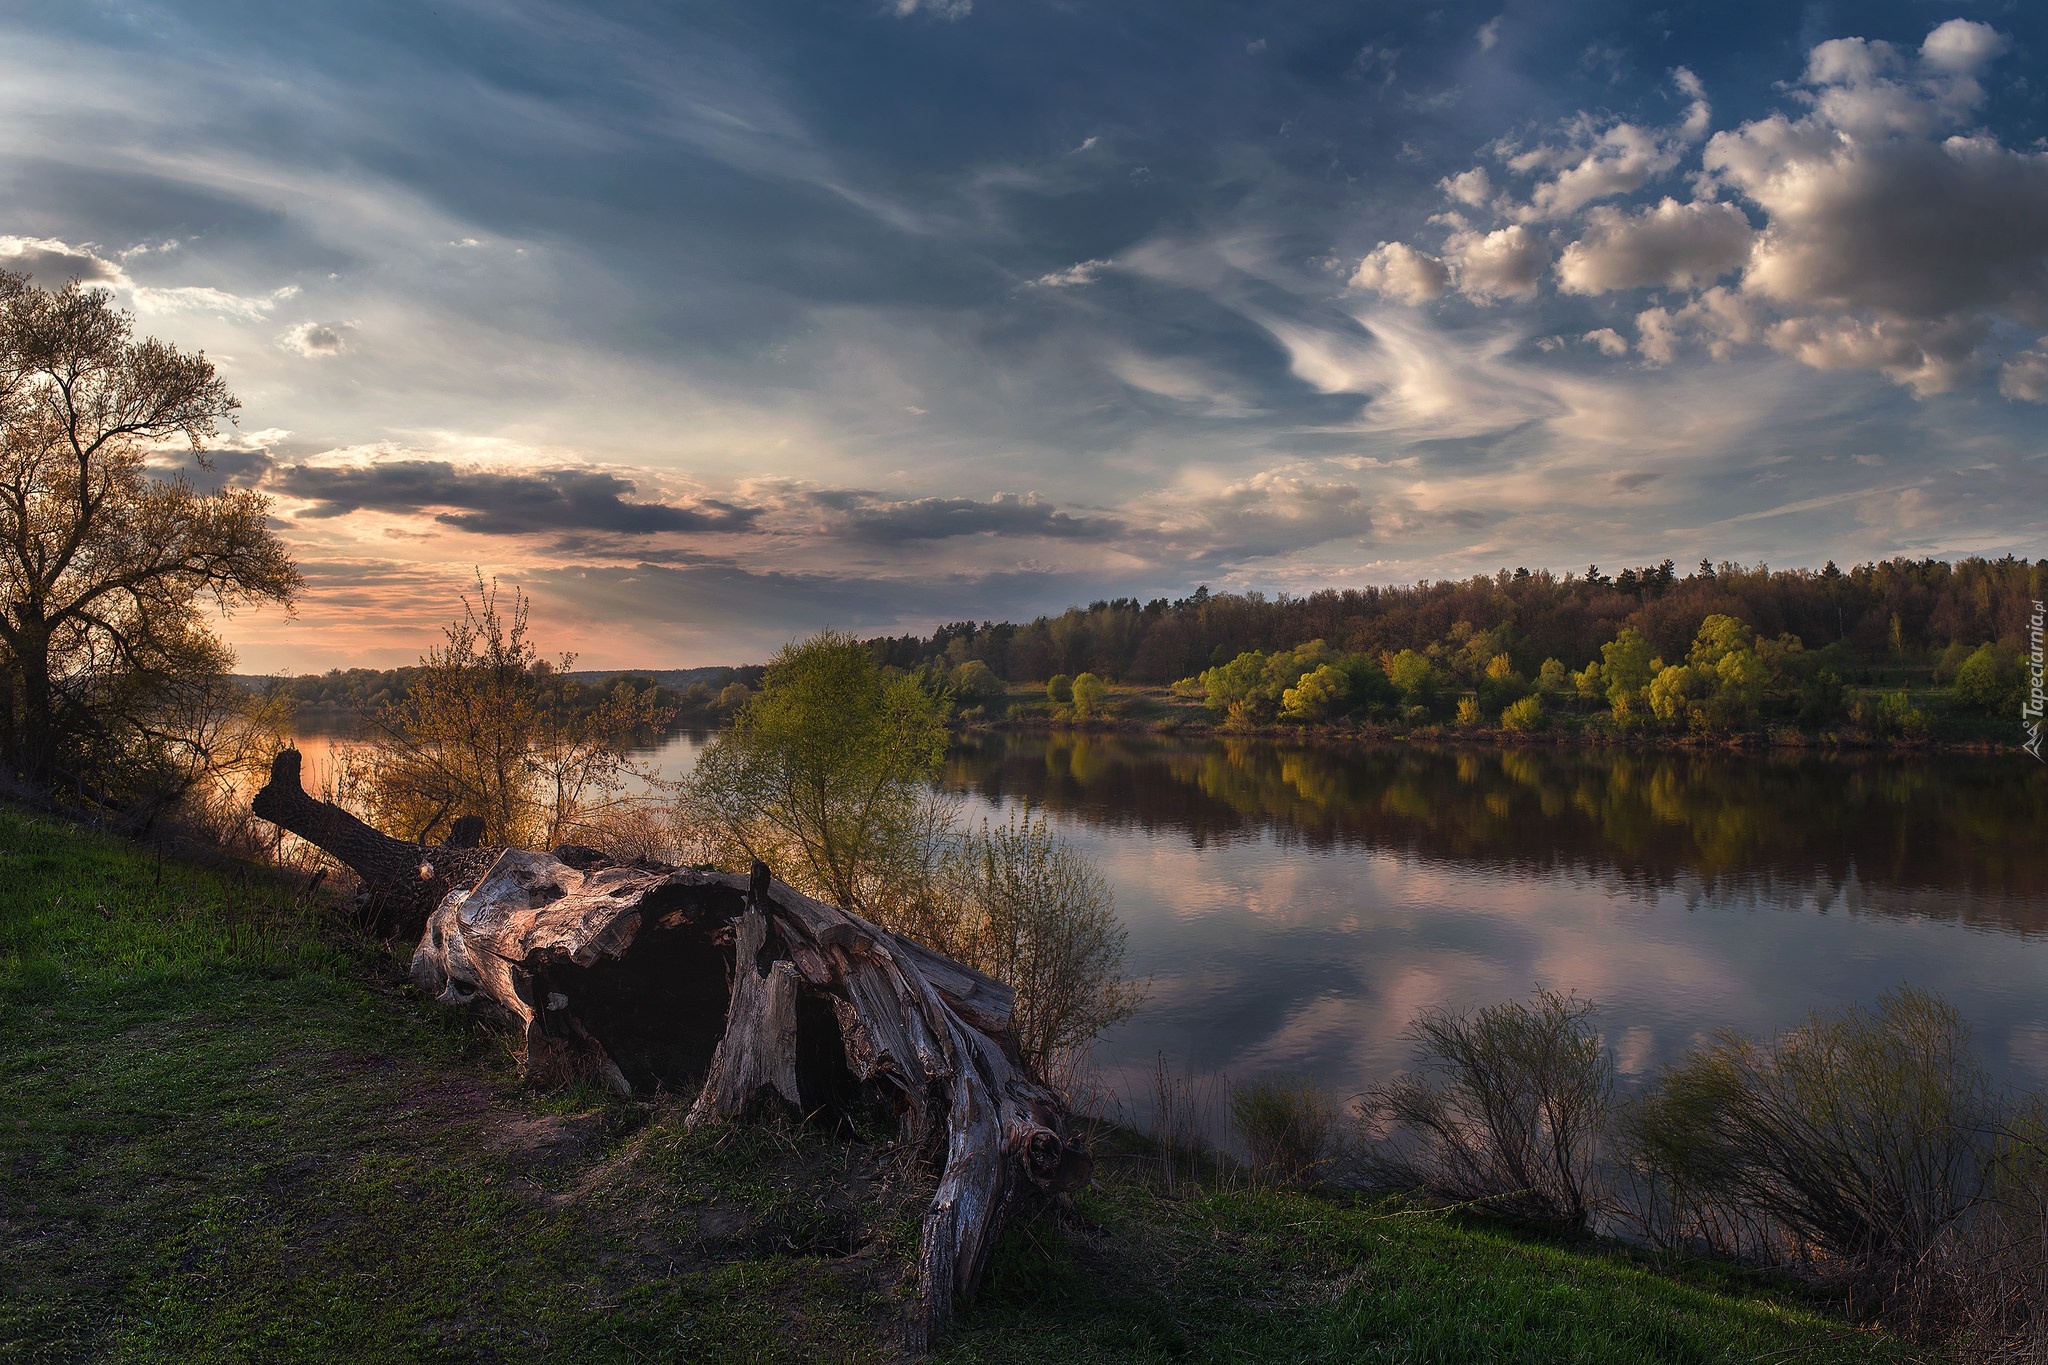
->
251, 747, 1091, 1347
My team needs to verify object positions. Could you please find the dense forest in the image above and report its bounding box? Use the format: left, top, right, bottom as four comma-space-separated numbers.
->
865, 555, 2045, 736
866, 557, 2047, 686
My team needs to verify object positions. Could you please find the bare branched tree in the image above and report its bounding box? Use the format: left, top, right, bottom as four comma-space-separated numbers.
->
359, 575, 665, 848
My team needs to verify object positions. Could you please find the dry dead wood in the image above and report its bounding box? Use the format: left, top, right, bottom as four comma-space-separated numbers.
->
250, 746, 1090, 1346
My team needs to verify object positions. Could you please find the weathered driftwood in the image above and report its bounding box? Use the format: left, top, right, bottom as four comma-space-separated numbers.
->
250, 747, 1090, 1346
250, 749, 498, 938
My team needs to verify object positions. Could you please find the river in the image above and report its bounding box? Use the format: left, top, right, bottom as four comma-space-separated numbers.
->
296, 724, 2048, 1116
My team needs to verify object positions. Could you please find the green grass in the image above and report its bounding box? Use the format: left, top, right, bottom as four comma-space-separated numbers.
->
1, 806, 1933, 1362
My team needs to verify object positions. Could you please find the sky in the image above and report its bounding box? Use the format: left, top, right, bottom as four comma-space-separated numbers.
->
3, 0, 2046, 672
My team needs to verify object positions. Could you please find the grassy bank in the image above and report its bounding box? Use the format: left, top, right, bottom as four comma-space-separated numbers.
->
1, 807, 1927, 1362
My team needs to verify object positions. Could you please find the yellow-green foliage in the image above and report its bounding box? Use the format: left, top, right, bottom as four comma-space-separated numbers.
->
682, 632, 949, 917
1501, 695, 1544, 731
1600, 628, 1658, 718
1070, 672, 1108, 718
1280, 665, 1349, 722
1203, 641, 1346, 724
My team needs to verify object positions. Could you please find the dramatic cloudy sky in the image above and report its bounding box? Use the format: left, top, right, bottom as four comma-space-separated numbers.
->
4, 1, 2046, 670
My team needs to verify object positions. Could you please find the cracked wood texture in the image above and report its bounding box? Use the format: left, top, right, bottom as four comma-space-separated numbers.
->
251, 746, 1091, 1348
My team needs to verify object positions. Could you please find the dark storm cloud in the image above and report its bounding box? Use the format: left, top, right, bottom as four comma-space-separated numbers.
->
274, 461, 759, 536
145, 447, 275, 495
824, 492, 1125, 543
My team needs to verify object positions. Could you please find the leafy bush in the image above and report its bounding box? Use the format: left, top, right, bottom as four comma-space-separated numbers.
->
1952, 644, 2012, 712
951, 659, 1007, 709
1281, 664, 1350, 722
1455, 697, 1483, 726
1385, 649, 1439, 708
1622, 988, 1996, 1307
1231, 1076, 1337, 1187
1500, 695, 1544, 731
1357, 988, 1613, 1230
1796, 669, 1847, 730
686, 636, 1143, 1075
1046, 673, 1073, 705
1874, 690, 1930, 739
940, 809, 1144, 1074
1070, 672, 1108, 718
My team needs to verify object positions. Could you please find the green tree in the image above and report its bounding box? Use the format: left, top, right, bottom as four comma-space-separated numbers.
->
1385, 649, 1439, 707
683, 632, 949, 917
950, 658, 1005, 711
1200, 651, 1266, 715
1600, 628, 1657, 718
686, 633, 1142, 1075
1281, 663, 1349, 722
1687, 614, 1753, 670
1070, 671, 1107, 718
1647, 664, 1708, 725
0, 270, 300, 794
1045, 673, 1073, 705
1952, 644, 2008, 711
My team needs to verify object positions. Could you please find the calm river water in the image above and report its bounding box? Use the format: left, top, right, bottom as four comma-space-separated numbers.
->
297, 726, 2048, 1114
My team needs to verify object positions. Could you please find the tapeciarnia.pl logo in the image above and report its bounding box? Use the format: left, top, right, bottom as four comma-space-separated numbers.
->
2026, 599, 2045, 762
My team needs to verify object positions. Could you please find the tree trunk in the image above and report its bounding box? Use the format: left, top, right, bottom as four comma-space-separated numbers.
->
251, 747, 1091, 1348
250, 748, 498, 937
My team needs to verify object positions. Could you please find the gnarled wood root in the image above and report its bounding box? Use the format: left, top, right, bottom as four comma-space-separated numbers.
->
252, 746, 1090, 1347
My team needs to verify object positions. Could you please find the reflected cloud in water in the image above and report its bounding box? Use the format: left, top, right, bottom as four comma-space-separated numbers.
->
942, 736, 2048, 1117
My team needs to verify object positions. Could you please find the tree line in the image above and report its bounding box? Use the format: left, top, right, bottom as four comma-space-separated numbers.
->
262, 661, 762, 729
869, 557, 2048, 691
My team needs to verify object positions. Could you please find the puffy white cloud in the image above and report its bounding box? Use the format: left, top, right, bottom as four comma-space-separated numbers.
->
1444, 224, 1546, 300
1584, 328, 1628, 357
1440, 167, 1493, 208
1498, 70, 1710, 221
1763, 313, 1985, 397
0, 235, 297, 323
1709, 130, 2048, 323
1634, 286, 1760, 364
278, 320, 354, 357
0, 234, 122, 284
1349, 241, 1449, 304
1555, 198, 1752, 294
131, 284, 290, 321
1159, 463, 1374, 561
1996, 346, 2048, 404
1350, 228, 1545, 305
1385, 20, 2048, 401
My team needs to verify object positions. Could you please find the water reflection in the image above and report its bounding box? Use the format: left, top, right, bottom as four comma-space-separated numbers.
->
937, 734, 2048, 1111
944, 734, 2048, 935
